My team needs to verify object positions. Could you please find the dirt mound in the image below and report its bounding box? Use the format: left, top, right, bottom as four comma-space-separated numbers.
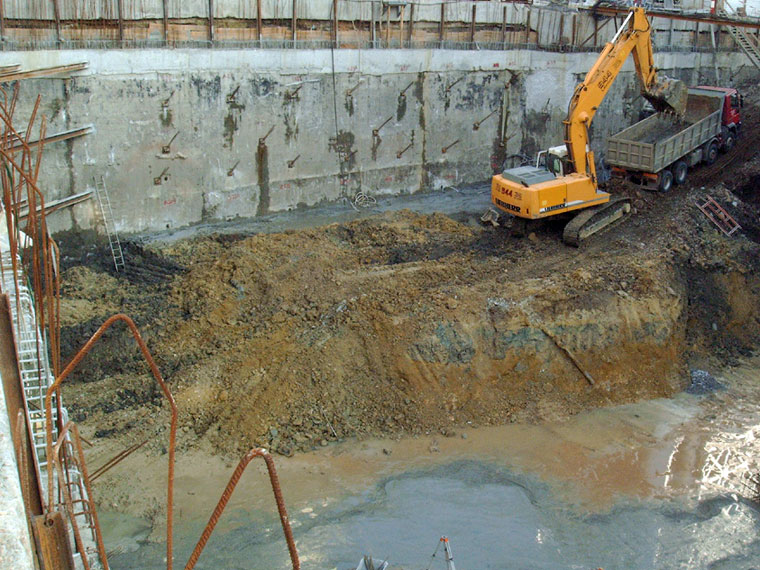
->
59, 189, 760, 458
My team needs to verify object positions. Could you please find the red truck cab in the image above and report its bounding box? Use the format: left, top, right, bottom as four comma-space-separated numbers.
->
697, 85, 743, 136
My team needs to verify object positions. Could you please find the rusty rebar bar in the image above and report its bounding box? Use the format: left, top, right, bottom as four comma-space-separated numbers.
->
0, 106, 64, 429
0, 87, 62, 435
51, 239, 61, 375
0, 78, 69, 535
441, 139, 460, 154
45, 314, 178, 570
52, 432, 91, 570
185, 448, 299, 570
90, 439, 149, 482
52, 421, 109, 570
372, 115, 393, 139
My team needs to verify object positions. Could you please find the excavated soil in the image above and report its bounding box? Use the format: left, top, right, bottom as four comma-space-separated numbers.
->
59, 85, 760, 468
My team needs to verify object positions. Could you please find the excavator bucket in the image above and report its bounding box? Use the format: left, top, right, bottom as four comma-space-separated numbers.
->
644, 75, 689, 116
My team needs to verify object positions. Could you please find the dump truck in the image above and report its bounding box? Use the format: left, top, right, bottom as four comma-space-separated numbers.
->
606, 86, 743, 191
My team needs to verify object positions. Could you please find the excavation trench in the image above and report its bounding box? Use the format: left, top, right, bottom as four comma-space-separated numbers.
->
55, 116, 760, 558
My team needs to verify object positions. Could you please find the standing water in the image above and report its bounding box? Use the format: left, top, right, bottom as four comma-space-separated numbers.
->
107, 360, 760, 569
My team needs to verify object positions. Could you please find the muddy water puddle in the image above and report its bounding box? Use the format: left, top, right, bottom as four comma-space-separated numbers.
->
106, 360, 760, 569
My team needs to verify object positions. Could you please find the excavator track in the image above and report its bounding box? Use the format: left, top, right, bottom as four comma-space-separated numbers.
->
562, 197, 632, 247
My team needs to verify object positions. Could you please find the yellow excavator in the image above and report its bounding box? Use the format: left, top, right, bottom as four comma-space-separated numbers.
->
490, 7, 688, 245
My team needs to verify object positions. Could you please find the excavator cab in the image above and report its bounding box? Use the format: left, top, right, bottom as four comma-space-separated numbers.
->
536, 145, 578, 179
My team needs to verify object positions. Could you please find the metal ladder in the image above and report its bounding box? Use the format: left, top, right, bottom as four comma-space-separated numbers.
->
0, 250, 59, 471
696, 196, 742, 236
93, 176, 125, 272
728, 26, 760, 70
720, 11, 760, 71
1, 250, 101, 569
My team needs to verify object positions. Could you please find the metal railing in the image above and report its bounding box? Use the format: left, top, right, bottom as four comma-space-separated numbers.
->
0, 36, 740, 53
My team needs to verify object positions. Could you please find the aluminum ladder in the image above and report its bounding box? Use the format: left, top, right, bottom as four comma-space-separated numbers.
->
93, 176, 125, 272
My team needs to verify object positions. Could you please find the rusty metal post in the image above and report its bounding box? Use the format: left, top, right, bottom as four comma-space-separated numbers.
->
208, 0, 214, 42
51, 0, 62, 44
257, 0, 262, 41
292, 0, 297, 42
0, 0, 5, 43
53, 423, 109, 570
439, 2, 445, 46
501, 6, 507, 46
13, 411, 36, 550
162, 0, 168, 43
33, 512, 75, 569
117, 0, 124, 42
52, 441, 91, 569
333, 0, 339, 46
407, 2, 414, 44
469, 4, 476, 44
525, 8, 530, 44
184, 449, 299, 570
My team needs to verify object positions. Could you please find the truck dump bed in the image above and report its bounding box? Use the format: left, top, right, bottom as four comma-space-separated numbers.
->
606, 88, 724, 173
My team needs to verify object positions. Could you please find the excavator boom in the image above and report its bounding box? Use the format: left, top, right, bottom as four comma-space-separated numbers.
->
564, 8, 687, 179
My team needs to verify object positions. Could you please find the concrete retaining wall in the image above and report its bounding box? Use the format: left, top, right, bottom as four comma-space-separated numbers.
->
1, 47, 751, 236
0, 367, 35, 569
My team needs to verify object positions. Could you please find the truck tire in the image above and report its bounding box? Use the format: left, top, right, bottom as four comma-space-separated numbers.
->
704, 141, 719, 165
673, 160, 688, 185
722, 130, 736, 153
658, 169, 673, 192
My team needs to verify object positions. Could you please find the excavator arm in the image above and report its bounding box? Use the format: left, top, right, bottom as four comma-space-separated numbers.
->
564, 8, 687, 180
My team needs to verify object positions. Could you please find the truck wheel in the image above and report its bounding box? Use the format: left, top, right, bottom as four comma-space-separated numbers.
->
722, 130, 736, 153
658, 170, 673, 192
673, 160, 688, 185
704, 141, 719, 165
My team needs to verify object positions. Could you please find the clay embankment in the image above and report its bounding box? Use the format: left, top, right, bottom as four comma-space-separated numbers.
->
61, 194, 760, 458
